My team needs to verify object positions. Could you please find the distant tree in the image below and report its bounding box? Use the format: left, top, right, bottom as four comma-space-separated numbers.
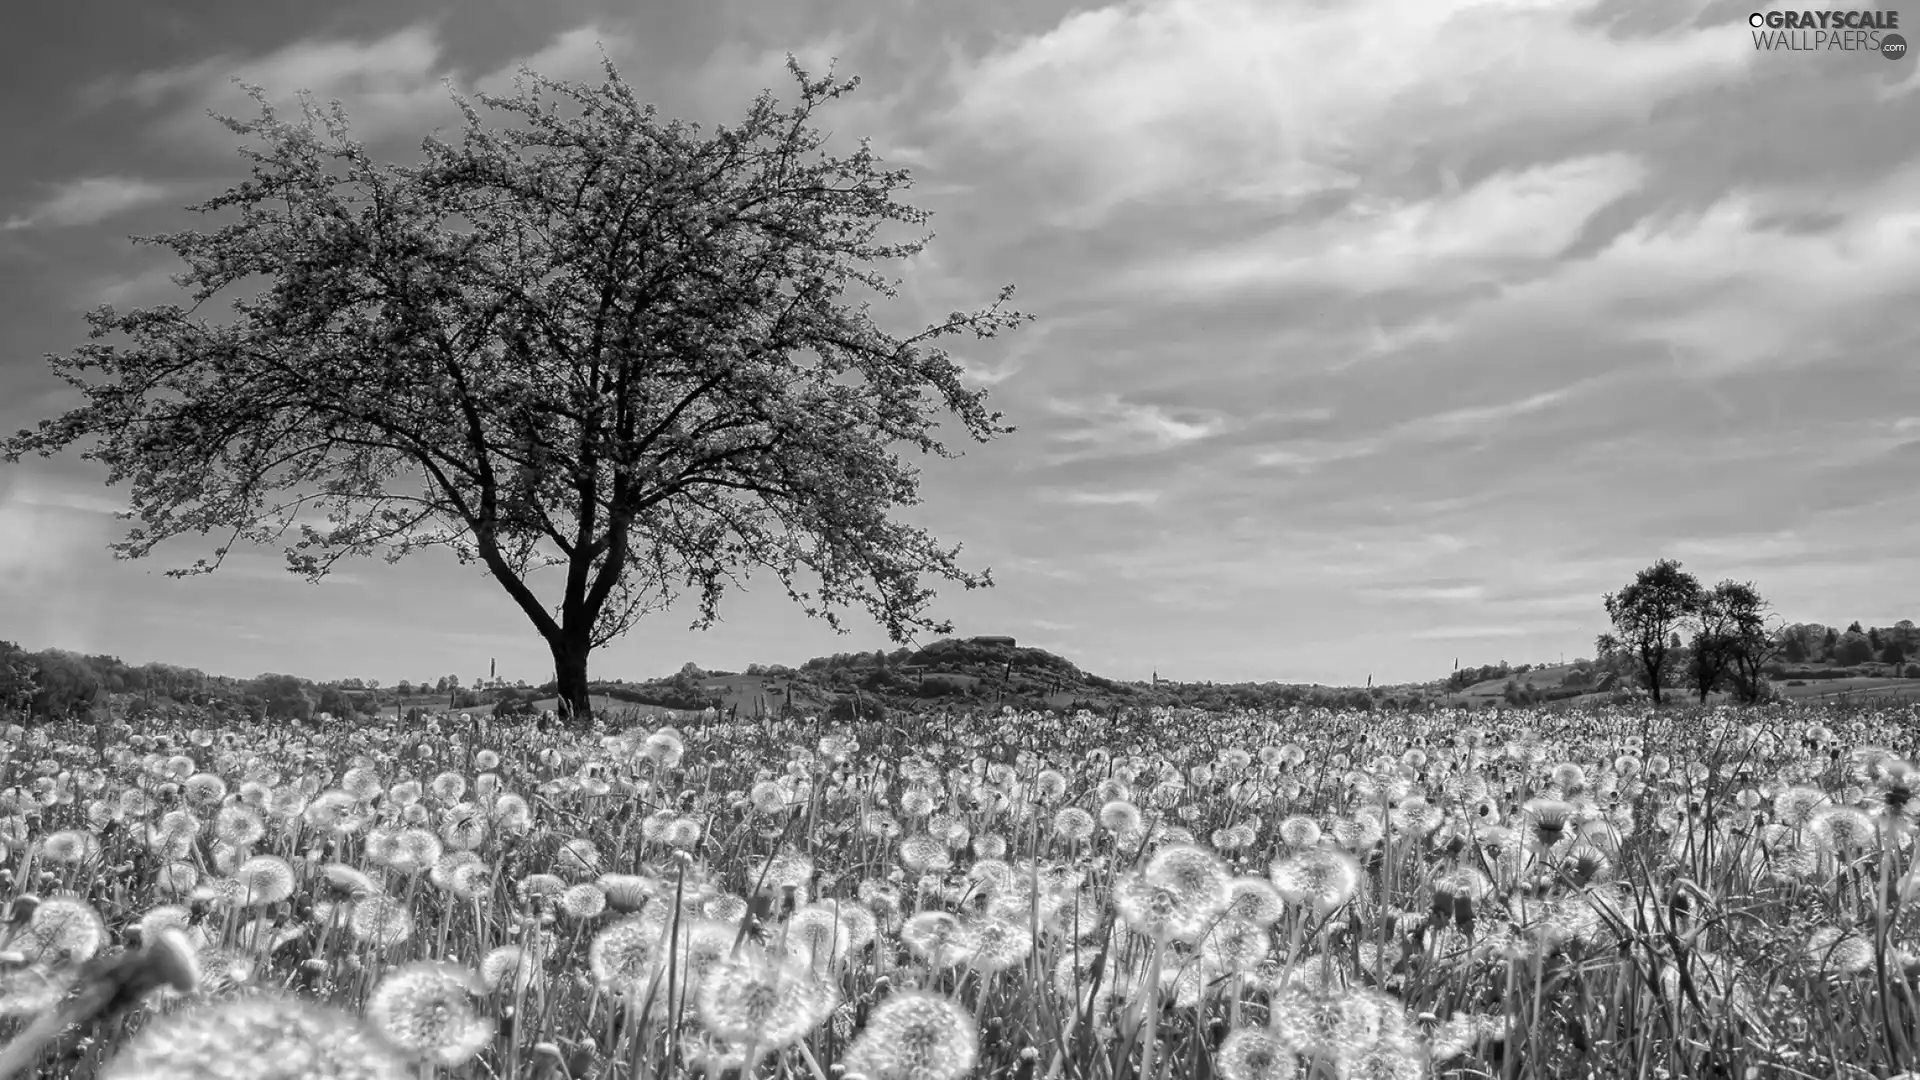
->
1688, 587, 1738, 704
0, 642, 37, 717
396, 679, 413, 697
434, 676, 450, 694
250, 674, 315, 722
0, 60, 1029, 726
1882, 639, 1909, 665
1781, 633, 1808, 664
1714, 581, 1784, 705
33, 650, 102, 719
1869, 627, 1884, 650
1848, 620, 1864, 634
1835, 632, 1875, 667
1824, 627, 1840, 655
1603, 559, 1704, 705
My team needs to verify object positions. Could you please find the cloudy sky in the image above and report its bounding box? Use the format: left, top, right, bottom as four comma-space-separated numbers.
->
1, 0, 1916, 689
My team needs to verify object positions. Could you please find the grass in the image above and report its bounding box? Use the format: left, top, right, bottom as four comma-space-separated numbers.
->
0, 699, 1917, 1079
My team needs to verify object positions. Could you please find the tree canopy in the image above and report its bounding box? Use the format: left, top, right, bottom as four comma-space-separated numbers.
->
3, 58, 1030, 721
1601, 559, 1703, 705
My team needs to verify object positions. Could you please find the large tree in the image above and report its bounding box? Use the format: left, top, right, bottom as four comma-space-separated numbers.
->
1603, 559, 1704, 705
3, 59, 1030, 722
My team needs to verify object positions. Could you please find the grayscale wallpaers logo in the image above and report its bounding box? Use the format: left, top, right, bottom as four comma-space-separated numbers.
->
1748, 9, 1908, 56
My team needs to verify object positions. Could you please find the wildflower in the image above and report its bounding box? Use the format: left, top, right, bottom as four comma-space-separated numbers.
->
1269, 984, 1386, 1061
843, 990, 979, 1080
100, 993, 412, 1080
554, 838, 602, 879
184, 772, 228, 809
366, 962, 494, 1067
349, 895, 414, 948
1269, 848, 1362, 916
901, 911, 975, 968
1277, 816, 1322, 848
320, 864, 382, 900
17, 896, 106, 964
1052, 808, 1095, 844
1225, 877, 1286, 927
481, 945, 542, 995
787, 905, 847, 968
900, 834, 952, 873
589, 915, 661, 998
214, 804, 267, 848
1100, 799, 1144, 840
429, 771, 467, 802
1521, 799, 1575, 850
38, 829, 99, 866
234, 855, 297, 906
1201, 918, 1272, 975
1214, 1027, 1300, 1080
964, 913, 1033, 972
439, 802, 488, 850
698, 948, 837, 1049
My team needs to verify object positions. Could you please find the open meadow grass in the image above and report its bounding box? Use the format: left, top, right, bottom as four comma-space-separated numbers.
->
0, 701, 1917, 1079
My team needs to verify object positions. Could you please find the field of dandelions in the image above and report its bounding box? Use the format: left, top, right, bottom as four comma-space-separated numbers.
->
1, 703, 1919, 1080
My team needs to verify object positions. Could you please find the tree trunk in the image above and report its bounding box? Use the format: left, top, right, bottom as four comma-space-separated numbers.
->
549, 634, 594, 726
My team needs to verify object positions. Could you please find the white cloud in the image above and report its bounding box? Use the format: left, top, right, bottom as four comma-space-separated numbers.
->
938, 0, 1750, 224
1411, 623, 1561, 641
1365, 583, 1489, 603
1461, 159, 1920, 371
1136, 154, 1648, 297
117, 25, 459, 147
1054, 489, 1162, 507
3, 177, 184, 230
1047, 394, 1226, 449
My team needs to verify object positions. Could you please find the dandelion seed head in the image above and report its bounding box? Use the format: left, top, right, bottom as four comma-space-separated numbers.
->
100, 994, 411, 1080
366, 962, 494, 1066
843, 990, 979, 1080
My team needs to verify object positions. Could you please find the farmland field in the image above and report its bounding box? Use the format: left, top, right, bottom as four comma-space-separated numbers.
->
1, 702, 1919, 1079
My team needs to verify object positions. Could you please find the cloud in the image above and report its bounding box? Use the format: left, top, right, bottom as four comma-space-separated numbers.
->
936, 0, 1751, 225
1045, 394, 1227, 452
1363, 582, 1489, 604
3, 177, 186, 230
1050, 489, 1162, 507
1451, 160, 1920, 372
107, 24, 460, 148
1411, 622, 1574, 641
1136, 154, 1649, 298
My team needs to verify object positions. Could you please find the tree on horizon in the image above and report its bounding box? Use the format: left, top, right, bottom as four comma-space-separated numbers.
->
1601, 559, 1704, 706
2, 57, 1030, 723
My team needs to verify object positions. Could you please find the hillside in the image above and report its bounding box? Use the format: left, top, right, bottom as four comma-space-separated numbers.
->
7, 615, 1916, 725
0, 634, 1433, 724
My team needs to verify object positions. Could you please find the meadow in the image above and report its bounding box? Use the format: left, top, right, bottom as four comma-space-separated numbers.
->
0, 700, 1916, 1079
